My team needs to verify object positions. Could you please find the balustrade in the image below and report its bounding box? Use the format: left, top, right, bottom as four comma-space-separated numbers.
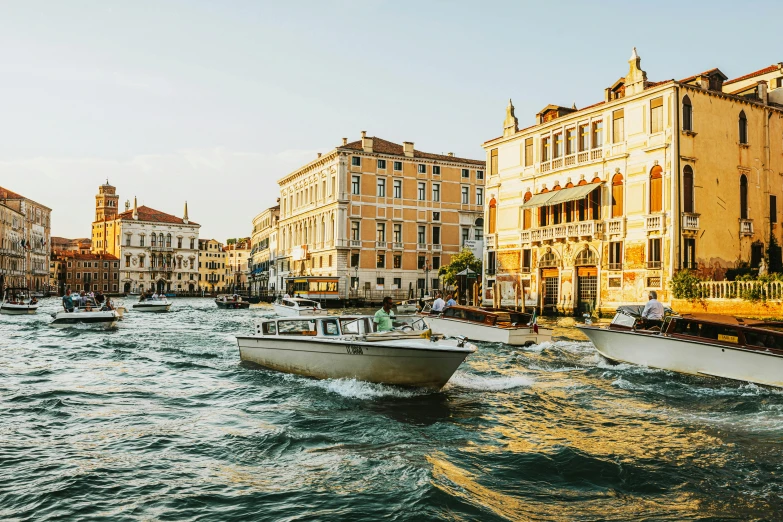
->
645, 213, 665, 232
607, 218, 624, 235
485, 236, 495, 248
682, 213, 700, 230
565, 155, 576, 166
740, 219, 754, 236
696, 280, 783, 301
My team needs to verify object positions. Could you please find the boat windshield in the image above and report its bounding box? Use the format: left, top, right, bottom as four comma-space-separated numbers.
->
611, 313, 636, 328
277, 319, 317, 336
297, 300, 318, 308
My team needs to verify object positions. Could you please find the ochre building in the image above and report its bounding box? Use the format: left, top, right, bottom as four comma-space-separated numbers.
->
0, 186, 52, 293
482, 50, 783, 314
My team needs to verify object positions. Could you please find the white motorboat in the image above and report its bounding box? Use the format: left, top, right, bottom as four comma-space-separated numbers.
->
423, 306, 552, 346
215, 294, 250, 309
51, 296, 120, 328
1, 287, 40, 315
273, 297, 328, 317
133, 297, 172, 312
578, 308, 783, 388
236, 315, 477, 389
396, 297, 430, 314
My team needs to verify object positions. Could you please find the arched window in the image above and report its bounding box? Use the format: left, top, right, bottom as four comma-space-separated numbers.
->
539, 251, 558, 268
650, 165, 663, 213
158, 233, 164, 248
682, 95, 693, 131
522, 191, 532, 230
488, 197, 497, 234
739, 110, 748, 144
166, 234, 172, 247
611, 173, 624, 218
151, 234, 157, 246
740, 174, 748, 219
683, 166, 694, 213
574, 248, 597, 266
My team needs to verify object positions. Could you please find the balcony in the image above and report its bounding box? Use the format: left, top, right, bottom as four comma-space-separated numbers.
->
375, 241, 387, 249
523, 220, 604, 245
608, 262, 623, 271
606, 218, 625, 236
392, 242, 404, 250
432, 244, 442, 252
682, 213, 700, 231
150, 245, 174, 252
349, 239, 362, 248
486, 235, 495, 248
645, 213, 665, 233
646, 261, 662, 270
417, 243, 428, 251
740, 219, 754, 236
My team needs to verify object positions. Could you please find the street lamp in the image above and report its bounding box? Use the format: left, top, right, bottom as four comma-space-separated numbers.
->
424, 260, 431, 297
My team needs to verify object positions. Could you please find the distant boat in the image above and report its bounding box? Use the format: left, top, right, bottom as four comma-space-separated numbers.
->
215, 294, 250, 309
423, 306, 552, 346
51, 296, 120, 328
273, 297, 327, 317
1, 287, 40, 315
133, 297, 172, 313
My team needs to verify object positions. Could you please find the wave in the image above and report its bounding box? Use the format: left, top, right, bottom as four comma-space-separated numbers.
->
446, 371, 533, 391
293, 375, 429, 400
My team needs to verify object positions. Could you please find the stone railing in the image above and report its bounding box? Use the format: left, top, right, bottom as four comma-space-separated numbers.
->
682, 213, 700, 230
606, 218, 624, 235
524, 220, 603, 244
697, 280, 783, 300
486, 235, 495, 248
645, 213, 665, 232
740, 219, 754, 236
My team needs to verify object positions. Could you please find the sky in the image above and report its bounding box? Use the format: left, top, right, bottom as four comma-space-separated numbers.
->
1, 0, 782, 240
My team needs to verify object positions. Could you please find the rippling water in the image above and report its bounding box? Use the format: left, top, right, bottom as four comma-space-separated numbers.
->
1, 298, 782, 521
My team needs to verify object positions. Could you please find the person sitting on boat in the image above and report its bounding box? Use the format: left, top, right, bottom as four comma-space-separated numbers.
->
446, 294, 457, 308
152, 291, 160, 300
374, 296, 396, 332
29, 297, 38, 305
431, 292, 446, 313
641, 290, 665, 329
62, 289, 74, 313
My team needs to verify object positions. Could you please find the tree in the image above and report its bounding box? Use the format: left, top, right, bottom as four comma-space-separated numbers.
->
438, 248, 482, 287
226, 238, 237, 245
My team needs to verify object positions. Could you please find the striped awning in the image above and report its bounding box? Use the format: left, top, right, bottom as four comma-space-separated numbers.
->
522, 183, 602, 208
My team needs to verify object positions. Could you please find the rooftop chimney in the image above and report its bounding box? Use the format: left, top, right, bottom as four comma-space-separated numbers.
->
758, 80, 769, 105
361, 131, 373, 152
447, 152, 454, 157
403, 141, 414, 158
342, 137, 348, 146
132, 196, 138, 220
317, 152, 322, 158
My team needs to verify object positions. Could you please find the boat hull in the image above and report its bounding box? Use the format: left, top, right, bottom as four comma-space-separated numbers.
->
579, 325, 783, 388
133, 303, 172, 312
216, 301, 250, 309
273, 304, 327, 317
425, 316, 552, 346
51, 311, 119, 329
1, 304, 39, 315
236, 336, 473, 389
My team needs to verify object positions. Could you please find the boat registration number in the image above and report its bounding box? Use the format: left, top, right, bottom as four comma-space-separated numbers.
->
718, 334, 738, 343
346, 345, 364, 355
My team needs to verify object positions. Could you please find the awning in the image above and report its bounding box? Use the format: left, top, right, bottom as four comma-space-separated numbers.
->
522, 183, 602, 208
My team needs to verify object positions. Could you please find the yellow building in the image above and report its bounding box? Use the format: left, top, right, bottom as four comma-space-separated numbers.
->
275, 132, 485, 300
0, 186, 52, 293
224, 237, 251, 293
198, 239, 228, 294
249, 205, 280, 296
0, 200, 25, 290
482, 49, 783, 314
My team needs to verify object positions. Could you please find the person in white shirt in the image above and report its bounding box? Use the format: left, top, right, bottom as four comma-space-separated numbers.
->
152, 292, 159, 300
641, 290, 665, 329
431, 292, 445, 313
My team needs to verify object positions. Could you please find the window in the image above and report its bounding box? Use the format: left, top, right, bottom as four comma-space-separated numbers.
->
650, 165, 663, 213
418, 256, 426, 269
462, 169, 470, 178
682, 95, 693, 131
647, 238, 662, 269
418, 182, 426, 201
476, 187, 484, 206
477, 170, 484, 180
740, 174, 748, 219
524, 138, 533, 166
432, 256, 440, 270
433, 166, 441, 175
432, 226, 441, 245
611, 173, 624, 217
394, 161, 402, 171
377, 178, 386, 197
739, 110, 748, 144
612, 110, 624, 143
377, 159, 386, 169
418, 226, 426, 245
578, 124, 589, 151
566, 128, 576, 155
522, 192, 532, 230
609, 241, 623, 270
650, 97, 663, 133
433, 211, 440, 221
683, 238, 696, 269
125, 255, 130, 268
489, 197, 497, 234
393, 255, 401, 269
541, 136, 551, 161
418, 164, 427, 174
350, 252, 359, 267
151, 234, 156, 247
125, 236, 131, 247
351, 175, 360, 195
352, 156, 361, 167
683, 166, 694, 213
351, 221, 360, 240
376, 277, 385, 287
522, 249, 531, 273
490, 148, 498, 174
592, 121, 603, 149
190, 239, 194, 249
772, 195, 778, 224
461, 186, 469, 204
432, 183, 440, 202
393, 223, 402, 243
393, 277, 402, 288
461, 228, 470, 245
376, 253, 385, 268
553, 132, 563, 158
376, 222, 386, 242
393, 179, 402, 198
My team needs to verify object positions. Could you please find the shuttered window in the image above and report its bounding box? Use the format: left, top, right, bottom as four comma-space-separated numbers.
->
524, 138, 533, 166
612, 110, 624, 143
490, 148, 499, 175
611, 173, 624, 217
650, 97, 663, 133
650, 165, 663, 213
683, 166, 694, 213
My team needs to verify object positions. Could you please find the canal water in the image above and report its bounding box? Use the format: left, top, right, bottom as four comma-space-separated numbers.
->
1, 298, 781, 521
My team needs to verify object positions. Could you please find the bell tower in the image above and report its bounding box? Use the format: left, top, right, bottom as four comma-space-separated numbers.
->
95, 180, 119, 221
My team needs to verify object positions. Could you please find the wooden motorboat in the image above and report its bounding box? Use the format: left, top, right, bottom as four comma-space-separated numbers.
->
51, 296, 120, 328
215, 294, 250, 309
423, 305, 552, 346
273, 297, 327, 316
133, 297, 172, 312
1, 287, 40, 315
236, 315, 476, 389
578, 309, 783, 388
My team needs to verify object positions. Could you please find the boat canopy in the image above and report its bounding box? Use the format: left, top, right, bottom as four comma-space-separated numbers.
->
521, 183, 601, 208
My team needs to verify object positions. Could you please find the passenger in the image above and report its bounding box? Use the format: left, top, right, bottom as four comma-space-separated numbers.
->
641, 290, 664, 329
431, 292, 446, 313
446, 293, 457, 308
373, 296, 396, 332
764, 335, 776, 348
62, 289, 74, 313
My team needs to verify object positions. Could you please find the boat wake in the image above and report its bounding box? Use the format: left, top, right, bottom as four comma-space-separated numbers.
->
446, 371, 533, 391
303, 376, 429, 400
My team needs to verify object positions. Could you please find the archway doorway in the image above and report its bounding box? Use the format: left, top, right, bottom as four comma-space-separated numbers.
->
156, 279, 166, 294
124, 282, 131, 294
574, 247, 598, 316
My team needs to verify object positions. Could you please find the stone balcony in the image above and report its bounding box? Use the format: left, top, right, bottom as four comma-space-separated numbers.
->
539, 149, 603, 174
606, 218, 625, 236
486, 235, 495, 249
645, 213, 666, 233
521, 220, 604, 245
682, 213, 700, 232
740, 218, 754, 236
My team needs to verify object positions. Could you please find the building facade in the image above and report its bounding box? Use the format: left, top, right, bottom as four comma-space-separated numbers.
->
58, 252, 121, 294
275, 132, 485, 299
248, 205, 280, 296
482, 50, 783, 314
198, 239, 228, 294
224, 238, 250, 293
0, 186, 52, 293
0, 201, 25, 291
90, 183, 200, 294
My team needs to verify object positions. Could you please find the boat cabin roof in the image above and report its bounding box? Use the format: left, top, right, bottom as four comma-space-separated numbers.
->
676, 313, 783, 329
281, 297, 320, 307
441, 305, 532, 326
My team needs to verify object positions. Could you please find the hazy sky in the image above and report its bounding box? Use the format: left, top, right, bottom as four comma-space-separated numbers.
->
2, 1, 781, 240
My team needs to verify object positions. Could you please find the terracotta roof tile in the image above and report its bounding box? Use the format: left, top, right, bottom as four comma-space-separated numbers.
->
724, 64, 782, 85
339, 137, 484, 166
116, 205, 198, 226
56, 252, 118, 260
0, 186, 25, 200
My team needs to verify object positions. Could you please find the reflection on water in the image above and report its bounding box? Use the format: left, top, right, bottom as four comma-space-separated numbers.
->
0, 298, 781, 520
